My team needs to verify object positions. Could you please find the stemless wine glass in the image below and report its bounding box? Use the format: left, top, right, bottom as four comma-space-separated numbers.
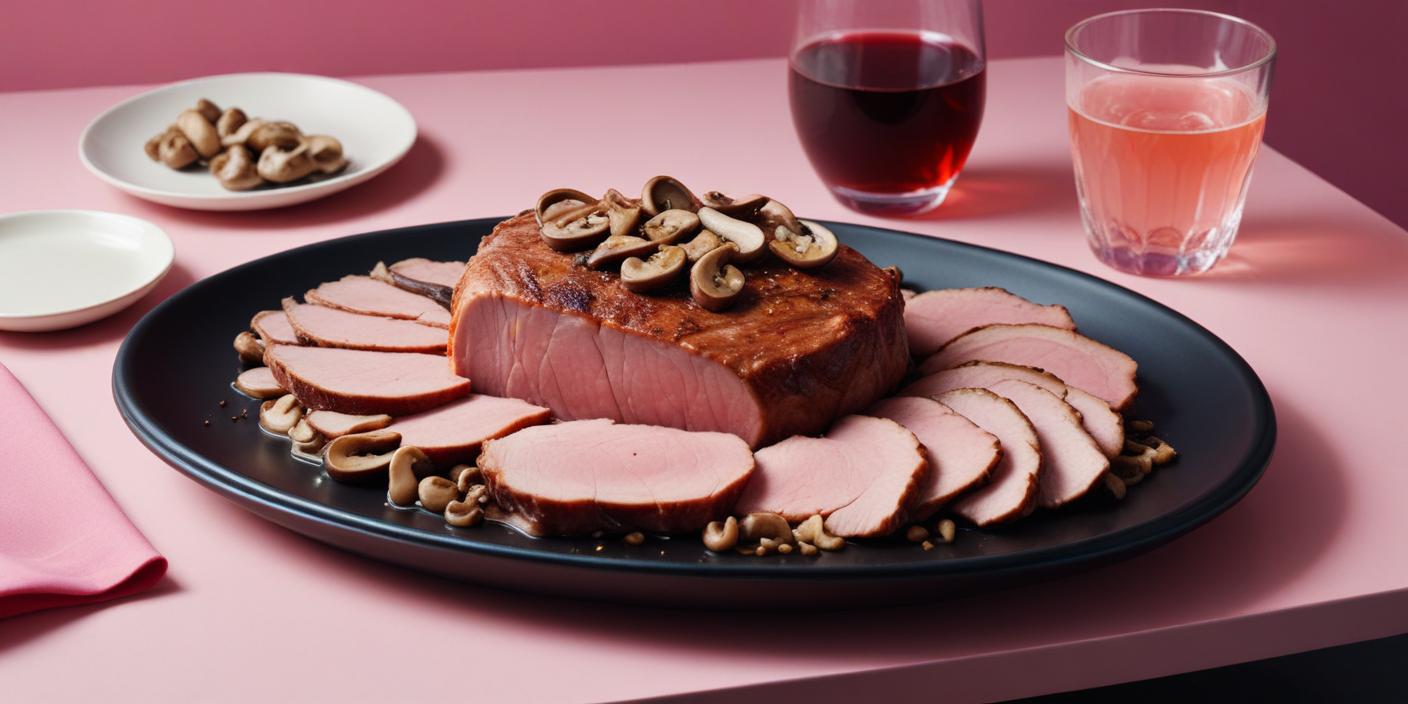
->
789, 0, 986, 216
1066, 9, 1276, 276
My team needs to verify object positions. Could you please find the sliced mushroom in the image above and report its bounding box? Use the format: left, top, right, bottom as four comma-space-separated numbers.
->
640, 175, 700, 216
324, 429, 402, 482
680, 229, 724, 262
257, 143, 317, 183
288, 417, 319, 445
387, 446, 435, 506
176, 109, 221, 159
246, 121, 302, 153
586, 235, 656, 270
739, 512, 795, 545
259, 394, 302, 434
194, 98, 222, 123
210, 145, 262, 191
769, 219, 839, 269
601, 188, 642, 238
700, 191, 767, 218
697, 207, 765, 263
216, 107, 247, 138
690, 243, 745, 312
754, 199, 803, 238
221, 118, 267, 148
233, 331, 265, 364
642, 209, 700, 245
303, 135, 348, 175
154, 127, 198, 169
621, 245, 686, 293
535, 188, 598, 226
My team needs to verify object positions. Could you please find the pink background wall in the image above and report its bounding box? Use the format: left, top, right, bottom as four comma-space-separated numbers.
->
2, 0, 1402, 229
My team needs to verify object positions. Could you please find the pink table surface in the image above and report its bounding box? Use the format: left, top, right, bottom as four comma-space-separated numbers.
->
1, 57, 1406, 703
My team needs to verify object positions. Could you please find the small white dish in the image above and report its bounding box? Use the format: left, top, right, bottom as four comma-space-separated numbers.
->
79, 73, 417, 211
0, 211, 174, 332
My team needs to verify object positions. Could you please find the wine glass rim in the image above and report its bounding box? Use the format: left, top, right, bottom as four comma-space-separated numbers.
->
1065, 8, 1277, 78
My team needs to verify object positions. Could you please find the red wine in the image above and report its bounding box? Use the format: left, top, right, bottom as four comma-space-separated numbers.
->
789, 31, 986, 200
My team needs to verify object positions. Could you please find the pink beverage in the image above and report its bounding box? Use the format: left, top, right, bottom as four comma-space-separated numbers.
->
1069, 74, 1266, 275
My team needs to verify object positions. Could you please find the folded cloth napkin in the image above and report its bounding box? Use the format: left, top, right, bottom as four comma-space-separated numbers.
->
0, 363, 166, 619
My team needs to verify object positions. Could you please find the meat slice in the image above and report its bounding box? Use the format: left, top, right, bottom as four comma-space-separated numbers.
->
450, 212, 909, 448
938, 389, 1041, 526
920, 324, 1139, 410
376, 258, 465, 308
734, 416, 927, 538
905, 287, 1075, 358
307, 275, 452, 329
901, 361, 1125, 457
480, 419, 755, 536
386, 394, 552, 464
251, 310, 299, 345
869, 397, 1000, 519
988, 380, 1108, 508
264, 345, 470, 415
304, 411, 392, 439
901, 360, 1065, 399
282, 298, 447, 354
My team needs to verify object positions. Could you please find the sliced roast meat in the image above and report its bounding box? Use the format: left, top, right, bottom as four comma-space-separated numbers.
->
264, 344, 470, 416
282, 298, 447, 354
386, 394, 551, 465
905, 287, 1075, 358
450, 212, 909, 448
1063, 387, 1124, 458
938, 388, 1041, 526
901, 360, 1065, 399
233, 366, 284, 399
306, 275, 452, 329
304, 410, 393, 439
734, 415, 927, 538
901, 361, 1125, 457
987, 380, 1108, 508
382, 258, 465, 308
920, 324, 1139, 410
480, 419, 755, 536
869, 397, 1000, 519
251, 309, 299, 345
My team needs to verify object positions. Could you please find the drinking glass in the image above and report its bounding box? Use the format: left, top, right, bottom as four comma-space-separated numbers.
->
1066, 9, 1276, 276
789, 0, 986, 216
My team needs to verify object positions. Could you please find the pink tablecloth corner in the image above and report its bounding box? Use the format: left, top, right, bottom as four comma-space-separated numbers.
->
0, 362, 166, 619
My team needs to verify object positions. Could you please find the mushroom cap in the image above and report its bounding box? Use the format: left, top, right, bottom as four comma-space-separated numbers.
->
157, 129, 198, 169
210, 145, 263, 191
536, 188, 598, 226
540, 204, 611, 252
324, 429, 402, 482
221, 118, 268, 148
194, 98, 222, 123
697, 207, 766, 263
247, 121, 302, 153
257, 143, 317, 183
176, 109, 221, 159
700, 191, 768, 218
586, 235, 657, 270
754, 199, 803, 238
642, 209, 700, 245
690, 243, 746, 312
621, 245, 686, 293
768, 219, 839, 269
641, 175, 700, 216
216, 107, 248, 138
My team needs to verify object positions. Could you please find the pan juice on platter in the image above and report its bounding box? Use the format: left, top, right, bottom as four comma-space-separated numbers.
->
1068, 72, 1266, 275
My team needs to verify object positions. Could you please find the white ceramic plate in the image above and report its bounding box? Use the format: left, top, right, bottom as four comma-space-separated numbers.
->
0, 211, 174, 332
79, 73, 417, 211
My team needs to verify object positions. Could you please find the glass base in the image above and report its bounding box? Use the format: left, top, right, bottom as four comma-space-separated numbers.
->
1081, 204, 1244, 277
829, 177, 957, 216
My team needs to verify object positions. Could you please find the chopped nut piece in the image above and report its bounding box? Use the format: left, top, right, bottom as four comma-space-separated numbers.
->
624, 531, 645, 546
936, 519, 957, 544
906, 525, 930, 543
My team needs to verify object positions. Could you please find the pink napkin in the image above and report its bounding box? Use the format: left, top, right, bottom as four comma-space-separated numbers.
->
0, 363, 166, 619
